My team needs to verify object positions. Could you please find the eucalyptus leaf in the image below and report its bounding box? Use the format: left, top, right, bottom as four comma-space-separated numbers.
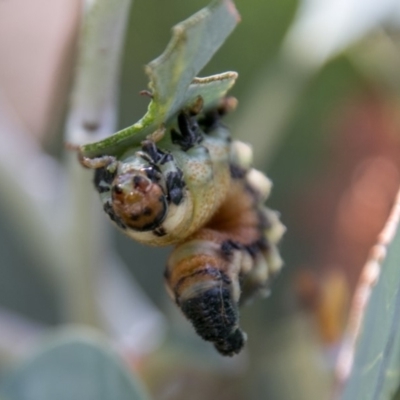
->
338, 190, 400, 400
80, 0, 240, 159
0, 330, 149, 400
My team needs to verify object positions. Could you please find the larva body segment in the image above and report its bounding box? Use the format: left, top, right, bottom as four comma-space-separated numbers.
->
165, 145, 285, 355
163, 124, 232, 242
91, 104, 285, 356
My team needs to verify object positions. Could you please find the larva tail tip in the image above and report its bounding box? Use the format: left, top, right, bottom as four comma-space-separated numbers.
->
214, 328, 247, 356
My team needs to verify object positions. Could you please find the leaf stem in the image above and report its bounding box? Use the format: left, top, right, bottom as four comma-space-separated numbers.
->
62, 0, 133, 326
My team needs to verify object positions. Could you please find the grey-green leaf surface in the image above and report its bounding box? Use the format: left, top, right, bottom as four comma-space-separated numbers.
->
339, 189, 400, 400
0, 330, 149, 400
80, 0, 240, 159
145, 0, 239, 112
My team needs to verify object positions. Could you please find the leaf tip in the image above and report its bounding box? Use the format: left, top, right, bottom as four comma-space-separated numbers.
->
227, 71, 239, 80
224, 0, 241, 23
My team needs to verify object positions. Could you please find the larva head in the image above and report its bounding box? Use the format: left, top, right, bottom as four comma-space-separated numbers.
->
111, 169, 167, 231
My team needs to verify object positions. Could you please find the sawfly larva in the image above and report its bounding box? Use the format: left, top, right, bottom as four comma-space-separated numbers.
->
83, 99, 285, 356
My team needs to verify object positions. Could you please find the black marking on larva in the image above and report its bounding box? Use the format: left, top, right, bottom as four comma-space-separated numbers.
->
113, 185, 123, 195
163, 267, 170, 281
180, 286, 245, 356
171, 112, 203, 151
133, 175, 145, 187
143, 166, 161, 182
198, 110, 221, 133
245, 243, 260, 258
103, 202, 126, 230
243, 238, 269, 258
160, 153, 173, 165
136, 218, 163, 231
171, 129, 183, 147
214, 329, 246, 356
141, 140, 167, 164
178, 112, 202, 144
127, 200, 167, 232
143, 206, 153, 216
166, 169, 186, 205
153, 226, 167, 237
220, 240, 241, 259
95, 185, 109, 194
229, 164, 247, 180
93, 166, 116, 193
174, 267, 230, 294
198, 100, 233, 133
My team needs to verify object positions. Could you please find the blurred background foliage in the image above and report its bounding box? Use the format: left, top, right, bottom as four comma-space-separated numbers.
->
1, 0, 400, 399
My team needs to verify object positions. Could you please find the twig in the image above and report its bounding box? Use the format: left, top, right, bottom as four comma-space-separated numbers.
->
66, 0, 133, 144
61, 0, 133, 326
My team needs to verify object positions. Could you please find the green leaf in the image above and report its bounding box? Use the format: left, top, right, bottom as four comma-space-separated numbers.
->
338, 190, 400, 400
0, 329, 149, 400
145, 0, 239, 112
80, 0, 240, 159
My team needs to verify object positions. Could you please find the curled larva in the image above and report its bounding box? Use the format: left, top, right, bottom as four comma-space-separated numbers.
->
89, 101, 285, 356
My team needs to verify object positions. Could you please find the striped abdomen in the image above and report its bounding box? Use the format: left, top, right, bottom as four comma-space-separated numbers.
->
165, 156, 285, 356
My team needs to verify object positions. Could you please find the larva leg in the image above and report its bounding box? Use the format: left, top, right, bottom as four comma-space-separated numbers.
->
198, 96, 238, 132
141, 140, 163, 163
165, 169, 186, 206
93, 158, 119, 194
171, 112, 203, 151
79, 154, 117, 170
